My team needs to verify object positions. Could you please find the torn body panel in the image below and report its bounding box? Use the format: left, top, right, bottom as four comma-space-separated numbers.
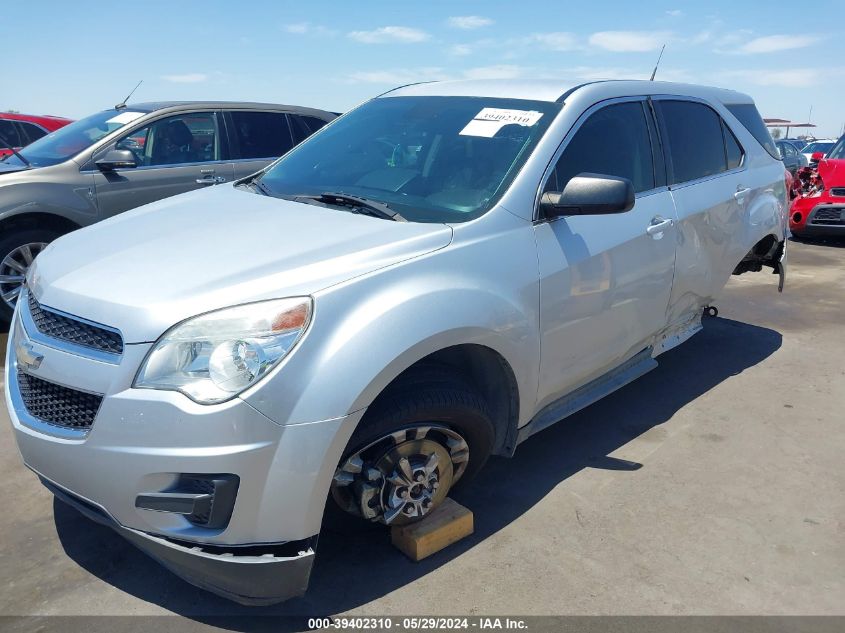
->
732, 235, 787, 292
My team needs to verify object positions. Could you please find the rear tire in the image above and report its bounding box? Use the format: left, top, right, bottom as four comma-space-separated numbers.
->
325, 366, 495, 531
0, 227, 61, 323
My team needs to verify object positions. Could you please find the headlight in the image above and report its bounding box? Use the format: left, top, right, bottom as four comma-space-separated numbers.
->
134, 297, 312, 404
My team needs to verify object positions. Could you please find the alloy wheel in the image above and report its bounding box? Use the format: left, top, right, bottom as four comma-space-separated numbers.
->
0, 242, 47, 309
332, 424, 470, 525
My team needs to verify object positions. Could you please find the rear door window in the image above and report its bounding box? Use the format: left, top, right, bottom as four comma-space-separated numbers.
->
228, 111, 294, 160
289, 115, 329, 145
0, 119, 22, 148
657, 100, 729, 184
18, 122, 48, 145
547, 101, 656, 194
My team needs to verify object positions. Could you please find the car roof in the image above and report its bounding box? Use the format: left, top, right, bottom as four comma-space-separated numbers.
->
123, 101, 336, 118
0, 112, 74, 125
382, 79, 754, 106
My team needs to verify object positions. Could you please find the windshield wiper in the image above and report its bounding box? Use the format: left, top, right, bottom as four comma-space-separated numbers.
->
0, 133, 31, 167
302, 192, 407, 222
252, 179, 274, 196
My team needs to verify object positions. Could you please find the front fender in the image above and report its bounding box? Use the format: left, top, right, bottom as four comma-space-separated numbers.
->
241, 217, 540, 430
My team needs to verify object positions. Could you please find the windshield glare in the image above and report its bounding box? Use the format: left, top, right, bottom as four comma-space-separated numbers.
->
3, 109, 147, 168
804, 142, 834, 155
257, 96, 560, 223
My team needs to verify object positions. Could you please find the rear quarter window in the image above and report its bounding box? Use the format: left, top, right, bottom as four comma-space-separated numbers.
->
725, 103, 779, 159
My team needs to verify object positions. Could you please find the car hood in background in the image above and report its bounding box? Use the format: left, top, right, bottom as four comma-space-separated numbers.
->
28, 185, 453, 343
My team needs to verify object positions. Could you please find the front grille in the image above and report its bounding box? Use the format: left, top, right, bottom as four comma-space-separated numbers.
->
811, 207, 845, 225
17, 371, 103, 430
28, 292, 123, 355
830, 188, 845, 197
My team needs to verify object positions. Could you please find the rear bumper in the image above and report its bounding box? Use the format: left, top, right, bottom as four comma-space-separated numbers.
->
40, 474, 316, 606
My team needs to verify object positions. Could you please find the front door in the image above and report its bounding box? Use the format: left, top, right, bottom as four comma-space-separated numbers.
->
93, 111, 233, 218
534, 99, 677, 408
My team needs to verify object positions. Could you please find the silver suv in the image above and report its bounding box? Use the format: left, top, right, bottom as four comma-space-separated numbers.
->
0, 101, 336, 321
5, 80, 787, 604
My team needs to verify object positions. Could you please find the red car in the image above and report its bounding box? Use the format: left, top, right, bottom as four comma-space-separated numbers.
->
0, 112, 74, 158
789, 134, 845, 238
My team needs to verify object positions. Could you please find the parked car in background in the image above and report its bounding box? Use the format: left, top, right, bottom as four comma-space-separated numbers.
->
0, 113, 73, 158
0, 101, 336, 321
782, 138, 808, 151
801, 139, 836, 163
790, 134, 845, 238
5, 79, 787, 604
776, 139, 808, 175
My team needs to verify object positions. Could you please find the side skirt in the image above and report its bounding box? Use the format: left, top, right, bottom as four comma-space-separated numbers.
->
516, 348, 658, 447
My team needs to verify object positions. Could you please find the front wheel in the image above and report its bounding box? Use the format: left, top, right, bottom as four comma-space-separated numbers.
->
330, 370, 495, 527
0, 227, 61, 322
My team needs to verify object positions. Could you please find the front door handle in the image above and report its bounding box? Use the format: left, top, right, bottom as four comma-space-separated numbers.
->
646, 216, 674, 238
196, 176, 227, 185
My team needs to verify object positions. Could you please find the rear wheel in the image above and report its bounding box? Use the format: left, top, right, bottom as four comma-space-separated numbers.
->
0, 227, 61, 322
329, 367, 495, 527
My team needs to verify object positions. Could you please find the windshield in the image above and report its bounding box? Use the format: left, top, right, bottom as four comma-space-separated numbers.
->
256, 96, 560, 223
0, 109, 147, 168
803, 142, 834, 155
827, 138, 845, 160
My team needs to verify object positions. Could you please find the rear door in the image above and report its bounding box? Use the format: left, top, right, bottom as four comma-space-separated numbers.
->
654, 99, 748, 323
93, 111, 233, 218
534, 98, 678, 405
223, 110, 296, 180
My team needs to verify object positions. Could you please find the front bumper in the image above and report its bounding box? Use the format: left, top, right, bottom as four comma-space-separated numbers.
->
790, 200, 845, 237
41, 475, 315, 605
4, 298, 362, 603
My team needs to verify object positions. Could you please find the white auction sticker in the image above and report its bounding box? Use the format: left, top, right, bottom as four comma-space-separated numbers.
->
106, 111, 145, 126
460, 107, 544, 138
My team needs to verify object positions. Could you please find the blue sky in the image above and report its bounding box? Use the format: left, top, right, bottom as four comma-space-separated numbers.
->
3, 0, 844, 136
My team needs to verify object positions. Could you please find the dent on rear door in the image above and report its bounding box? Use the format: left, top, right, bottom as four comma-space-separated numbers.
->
666, 173, 746, 324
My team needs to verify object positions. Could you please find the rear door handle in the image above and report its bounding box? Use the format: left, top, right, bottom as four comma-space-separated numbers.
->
646, 216, 674, 237
734, 187, 752, 201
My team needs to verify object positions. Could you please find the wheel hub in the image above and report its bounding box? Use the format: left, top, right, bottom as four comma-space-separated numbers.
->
0, 242, 48, 309
332, 425, 469, 525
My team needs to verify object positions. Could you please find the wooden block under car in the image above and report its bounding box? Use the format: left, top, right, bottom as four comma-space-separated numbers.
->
390, 498, 474, 561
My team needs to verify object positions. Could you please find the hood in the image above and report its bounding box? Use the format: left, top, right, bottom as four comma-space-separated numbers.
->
28, 185, 452, 343
818, 158, 845, 185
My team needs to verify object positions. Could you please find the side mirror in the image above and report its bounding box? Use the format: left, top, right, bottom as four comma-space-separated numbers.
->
96, 149, 137, 171
540, 173, 635, 219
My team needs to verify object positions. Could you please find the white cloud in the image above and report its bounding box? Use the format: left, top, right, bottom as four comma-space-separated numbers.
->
161, 73, 208, 83
716, 68, 823, 88
450, 44, 473, 56
735, 34, 821, 54
447, 16, 493, 29
348, 26, 430, 44
346, 67, 449, 84
462, 65, 525, 80
283, 22, 336, 36
589, 30, 671, 52
666, 9, 683, 16
526, 32, 579, 51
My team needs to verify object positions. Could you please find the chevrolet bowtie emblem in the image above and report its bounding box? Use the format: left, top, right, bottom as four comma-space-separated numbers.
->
15, 338, 43, 371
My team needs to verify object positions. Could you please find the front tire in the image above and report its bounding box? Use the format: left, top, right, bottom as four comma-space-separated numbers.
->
329, 367, 495, 527
0, 227, 61, 323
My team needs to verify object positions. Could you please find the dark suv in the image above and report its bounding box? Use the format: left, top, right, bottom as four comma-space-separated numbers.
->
0, 101, 336, 320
